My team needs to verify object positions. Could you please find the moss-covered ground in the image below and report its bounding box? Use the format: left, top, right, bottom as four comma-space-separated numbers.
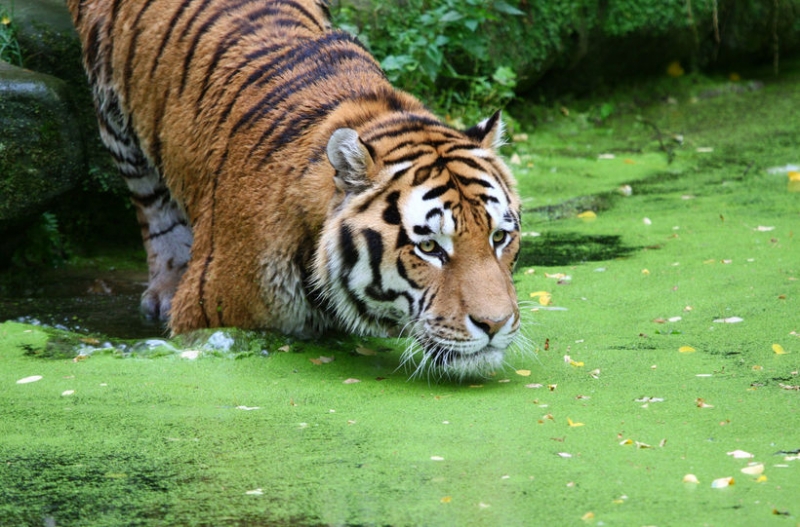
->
1, 66, 799, 526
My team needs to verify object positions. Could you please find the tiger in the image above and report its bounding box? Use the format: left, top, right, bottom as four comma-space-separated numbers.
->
67, 0, 522, 379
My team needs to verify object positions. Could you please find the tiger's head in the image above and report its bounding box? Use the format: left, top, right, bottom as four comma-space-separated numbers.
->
314, 111, 521, 380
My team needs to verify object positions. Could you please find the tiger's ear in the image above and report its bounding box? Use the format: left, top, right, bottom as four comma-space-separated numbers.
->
327, 128, 375, 193
464, 110, 505, 151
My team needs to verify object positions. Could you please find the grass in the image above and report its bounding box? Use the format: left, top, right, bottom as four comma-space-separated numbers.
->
1, 65, 800, 526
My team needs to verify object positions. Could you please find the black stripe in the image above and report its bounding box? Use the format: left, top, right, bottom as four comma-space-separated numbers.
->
277, 0, 327, 31
364, 116, 450, 144
150, 0, 200, 80
131, 187, 169, 208
362, 228, 384, 291
422, 181, 455, 201
382, 191, 401, 225
179, 0, 259, 95
232, 33, 371, 135
123, 0, 159, 105
144, 220, 187, 241
396, 259, 422, 291
455, 174, 493, 188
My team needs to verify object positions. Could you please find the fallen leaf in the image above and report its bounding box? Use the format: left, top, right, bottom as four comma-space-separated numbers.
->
754, 226, 775, 232
740, 463, 764, 476
545, 272, 567, 279
529, 291, 552, 306
581, 512, 595, 521
696, 398, 714, 408
727, 450, 754, 459
755, 475, 768, 483
577, 210, 597, 221
641, 269, 650, 275
683, 474, 699, 484
355, 346, 376, 356
557, 452, 572, 458
525, 383, 544, 389
343, 378, 361, 384
431, 456, 445, 461
16, 376, 42, 384
245, 488, 264, 495
772, 343, 789, 355
309, 355, 335, 365
679, 346, 696, 353
567, 418, 584, 427
61, 390, 75, 396
278, 345, 291, 352
515, 369, 532, 377
713, 317, 744, 323
236, 406, 261, 411
711, 477, 734, 488
440, 496, 452, 504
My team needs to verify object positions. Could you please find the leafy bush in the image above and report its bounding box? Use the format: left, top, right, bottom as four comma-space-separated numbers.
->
333, 0, 800, 112
0, 2, 23, 66
332, 0, 524, 122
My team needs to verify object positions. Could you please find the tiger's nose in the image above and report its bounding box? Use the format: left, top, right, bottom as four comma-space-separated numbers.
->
469, 314, 513, 338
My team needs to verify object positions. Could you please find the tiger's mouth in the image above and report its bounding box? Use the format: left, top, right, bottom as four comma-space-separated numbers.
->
402, 341, 508, 381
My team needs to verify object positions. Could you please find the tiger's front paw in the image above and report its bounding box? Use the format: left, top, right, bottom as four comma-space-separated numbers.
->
140, 282, 176, 322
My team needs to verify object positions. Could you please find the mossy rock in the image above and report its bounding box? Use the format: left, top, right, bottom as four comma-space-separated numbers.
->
0, 61, 85, 256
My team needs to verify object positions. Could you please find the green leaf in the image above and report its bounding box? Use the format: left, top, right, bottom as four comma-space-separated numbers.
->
494, 1, 525, 16
439, 10, 464, 23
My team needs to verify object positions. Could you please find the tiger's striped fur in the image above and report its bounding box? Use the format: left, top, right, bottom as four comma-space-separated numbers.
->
68, 0, 522, 378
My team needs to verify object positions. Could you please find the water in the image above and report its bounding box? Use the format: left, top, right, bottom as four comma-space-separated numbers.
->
0, 267, 167, 339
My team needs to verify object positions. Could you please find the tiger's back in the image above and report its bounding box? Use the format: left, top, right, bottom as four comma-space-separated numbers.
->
69, 0, 523, 378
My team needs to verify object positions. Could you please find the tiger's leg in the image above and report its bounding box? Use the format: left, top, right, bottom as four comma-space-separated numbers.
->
93, 87, 192, 322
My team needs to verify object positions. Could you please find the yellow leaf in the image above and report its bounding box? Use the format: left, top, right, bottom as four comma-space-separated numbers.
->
530, 291, 552, 306
569, 359, 584, 367
577, 210, 597, 221
567, 418, 584, 427
515, 369, 532, 377
788, 171, 800, 182
641, 269, 650, 275
440, 496, 452, 504
773, 343, 788, 355
679, 346, 696, 353
581, 512, 595, 521
666, 60, 684, 77
755, 475, 768, 483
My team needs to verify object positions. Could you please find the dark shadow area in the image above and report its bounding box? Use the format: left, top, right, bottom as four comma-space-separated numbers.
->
0, 267, 164, 340
518, 231, 638, 267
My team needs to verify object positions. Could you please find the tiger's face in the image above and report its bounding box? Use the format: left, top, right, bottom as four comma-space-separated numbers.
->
316, 113, 521, 379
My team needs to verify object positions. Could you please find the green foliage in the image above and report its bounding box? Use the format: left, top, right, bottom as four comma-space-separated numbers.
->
11, 212, 68, 267
332, 0, 523, 122
0, 2, 23, 66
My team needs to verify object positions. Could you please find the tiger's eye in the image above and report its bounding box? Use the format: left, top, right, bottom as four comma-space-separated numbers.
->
491, 230, 507, 244
418, 240, 438, 253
